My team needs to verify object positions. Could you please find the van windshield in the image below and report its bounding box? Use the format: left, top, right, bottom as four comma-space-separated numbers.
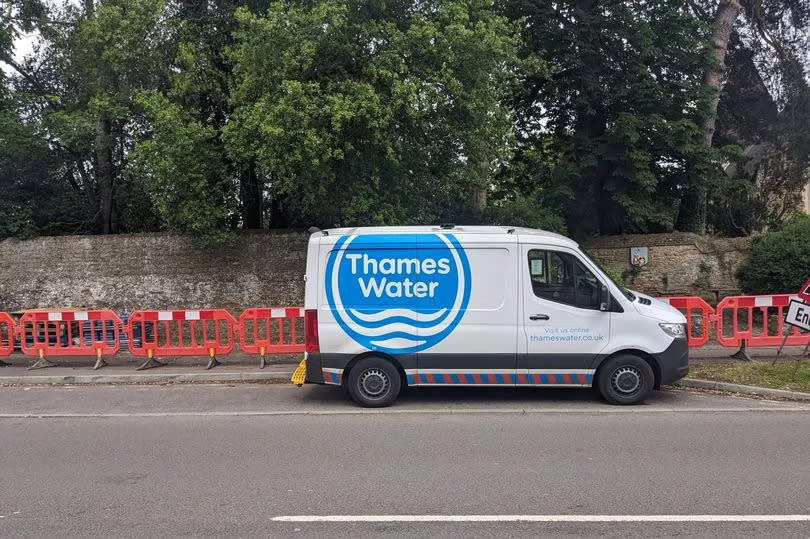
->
579, 249, 636, 302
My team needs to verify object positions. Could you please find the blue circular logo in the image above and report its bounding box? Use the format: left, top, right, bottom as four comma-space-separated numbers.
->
325, 233, 471, 354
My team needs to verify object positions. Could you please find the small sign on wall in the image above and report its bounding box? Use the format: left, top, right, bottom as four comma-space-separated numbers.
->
630, 246, 649, 267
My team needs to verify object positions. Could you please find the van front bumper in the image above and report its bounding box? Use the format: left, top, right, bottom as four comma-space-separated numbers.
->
654, 338, 689, 386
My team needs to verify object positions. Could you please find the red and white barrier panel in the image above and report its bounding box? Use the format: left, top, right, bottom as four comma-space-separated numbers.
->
126, 309, 237, 369
659, 297, 715, 348
238, 307, 305, 367
714, 294, 808, 348
18, 310, 122, 369
0, 312, 15, 358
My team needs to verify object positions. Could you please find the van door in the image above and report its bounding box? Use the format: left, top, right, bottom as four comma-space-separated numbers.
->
415, 233, 518, 386
518, 245, 610, 386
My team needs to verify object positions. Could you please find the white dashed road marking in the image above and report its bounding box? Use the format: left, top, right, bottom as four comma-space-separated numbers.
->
271, 514, 810, 523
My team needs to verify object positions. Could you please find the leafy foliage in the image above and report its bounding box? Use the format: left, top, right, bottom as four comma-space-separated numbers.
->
0, 0, 808, 242
225, 0, 520, 228
503, 0, 717, 236
735, 214, 810, 294
130, 91, 235, 242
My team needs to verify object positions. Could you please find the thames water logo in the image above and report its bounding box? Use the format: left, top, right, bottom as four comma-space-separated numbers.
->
325, 234, 471, 354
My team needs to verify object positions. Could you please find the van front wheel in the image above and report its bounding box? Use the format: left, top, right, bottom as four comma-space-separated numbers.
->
597, 355, 654, 405
346, 357, 402, 408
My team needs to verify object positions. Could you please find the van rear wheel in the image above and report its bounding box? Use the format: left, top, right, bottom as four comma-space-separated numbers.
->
597, 355, 654, 405
346, 357, 402, 408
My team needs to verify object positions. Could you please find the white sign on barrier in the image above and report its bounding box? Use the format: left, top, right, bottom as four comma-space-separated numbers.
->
784, 300, 810, 331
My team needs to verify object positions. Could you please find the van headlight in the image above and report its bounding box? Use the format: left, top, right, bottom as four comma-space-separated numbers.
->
659, 323, 687, 339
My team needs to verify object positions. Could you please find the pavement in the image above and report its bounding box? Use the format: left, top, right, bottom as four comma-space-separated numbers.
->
1, 383, 809, 537
0, 364, 293, 386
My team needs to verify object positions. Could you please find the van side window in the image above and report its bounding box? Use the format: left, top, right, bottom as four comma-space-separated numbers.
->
528, 250, 601, 309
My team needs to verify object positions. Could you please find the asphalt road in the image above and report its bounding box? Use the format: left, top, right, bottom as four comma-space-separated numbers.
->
1, 384, 809, 538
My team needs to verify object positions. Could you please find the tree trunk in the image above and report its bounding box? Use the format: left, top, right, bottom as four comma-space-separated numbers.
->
685, 0, 742, 234
95, 117, 115, 234
241, 162, 263, 229
469, 156, 490, 211
703, 0, 743, 145
469, 185, 487, 210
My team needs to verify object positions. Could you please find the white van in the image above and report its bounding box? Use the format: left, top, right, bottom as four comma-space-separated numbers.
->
298, 225, 688, 406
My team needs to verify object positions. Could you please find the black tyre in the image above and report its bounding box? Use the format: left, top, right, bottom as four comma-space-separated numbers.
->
597, 354, 654, 405
346, 357, 402, 408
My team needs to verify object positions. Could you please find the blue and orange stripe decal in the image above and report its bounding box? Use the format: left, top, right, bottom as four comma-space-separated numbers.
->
324, 368, 594, 387
322, 368, 343, 385
405, 370, 594, 387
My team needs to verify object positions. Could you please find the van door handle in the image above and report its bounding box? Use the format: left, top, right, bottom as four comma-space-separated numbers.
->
529, 314, 550, 321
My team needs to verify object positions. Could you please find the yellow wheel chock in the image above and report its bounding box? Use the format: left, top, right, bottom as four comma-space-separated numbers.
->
291, 358, 306, 387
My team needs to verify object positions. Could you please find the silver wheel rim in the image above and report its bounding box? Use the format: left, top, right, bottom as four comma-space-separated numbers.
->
611, 366, 642, 394
358, 368, 390, 400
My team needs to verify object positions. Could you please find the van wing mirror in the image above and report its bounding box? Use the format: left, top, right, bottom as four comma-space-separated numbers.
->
599, 285, 610, 312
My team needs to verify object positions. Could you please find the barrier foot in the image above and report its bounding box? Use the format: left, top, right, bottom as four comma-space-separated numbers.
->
92, 356, 108, 370
205, 356, 221, 370
731, 349, 752, 361
731, 341, 752, 362
136, 357, 166, 371
0, 359, 10, 367
28, 358, 57, 370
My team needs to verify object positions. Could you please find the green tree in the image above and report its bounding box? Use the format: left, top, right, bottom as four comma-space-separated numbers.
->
503, 0, 716, 237
3, 0, 171, 235
130, 1, 270, 239
0, 90, 94, 237
0, 0, 45, 68
1, 0, 95, 237
225, 0, 520, 228
55, 0, 171, 233
131, 91, 234, 242
736, 214, 810, 294
701, 0, 810, 236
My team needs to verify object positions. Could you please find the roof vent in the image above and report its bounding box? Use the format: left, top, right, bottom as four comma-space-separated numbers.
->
440, 223, 455, 230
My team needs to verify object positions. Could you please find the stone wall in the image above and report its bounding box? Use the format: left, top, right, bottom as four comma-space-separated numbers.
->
0, 231, 309, 312
0, 230, 751, 311
581, 233, 752, 300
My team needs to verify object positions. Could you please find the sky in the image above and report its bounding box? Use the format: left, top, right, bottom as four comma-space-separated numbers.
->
0, 32, 37, 76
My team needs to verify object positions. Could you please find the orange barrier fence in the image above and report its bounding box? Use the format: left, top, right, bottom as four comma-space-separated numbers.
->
714, 294, 809, 350
659, 297, 714, 348
0, 312, 15, 360
18, 310, 122, 369
3, 293, 810, 371
125, 309, 237, 369
238, 307, 305, 368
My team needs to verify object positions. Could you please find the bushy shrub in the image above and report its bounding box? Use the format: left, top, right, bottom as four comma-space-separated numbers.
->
736, 214, 810, 294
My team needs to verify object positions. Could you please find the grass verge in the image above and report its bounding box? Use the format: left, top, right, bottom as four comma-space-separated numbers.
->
689, 360, 810, 393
